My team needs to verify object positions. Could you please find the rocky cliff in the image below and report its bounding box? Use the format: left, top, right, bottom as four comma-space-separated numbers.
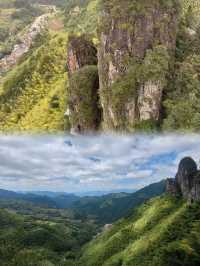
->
166, 157, 200, 202
66, 35, 101, 134
98, 0, 179, 130
67, 0, 179, 132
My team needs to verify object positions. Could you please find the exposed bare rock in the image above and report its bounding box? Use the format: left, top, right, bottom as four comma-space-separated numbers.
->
138, 81, 163, 121
103, 224, 113, 231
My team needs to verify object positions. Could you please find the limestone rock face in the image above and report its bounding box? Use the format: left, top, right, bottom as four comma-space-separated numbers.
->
67, 35, 101, 134
166, 157, 200, 202
98, 0, 178, 130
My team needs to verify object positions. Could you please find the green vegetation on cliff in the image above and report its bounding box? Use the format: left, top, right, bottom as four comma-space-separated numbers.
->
78, 195, 200, 266
64, 0, 99, 35
69, 65, 100, 131
163, 0, 200, 131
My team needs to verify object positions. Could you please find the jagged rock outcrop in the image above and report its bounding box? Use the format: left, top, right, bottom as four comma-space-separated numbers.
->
0, 14, 49, 73
166, 157, 200, 202
98, 0, 179, 130
67, 35, 101, 134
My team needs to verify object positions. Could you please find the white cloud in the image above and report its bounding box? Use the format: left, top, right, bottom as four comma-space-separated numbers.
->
0, 134, 199, 192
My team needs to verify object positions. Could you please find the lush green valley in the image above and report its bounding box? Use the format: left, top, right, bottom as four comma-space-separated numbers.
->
0, 156, 200, 266
1, 192, 200, 266
72, 180, 165, 224
0, 181, 165, 266
0, 180, 165, 224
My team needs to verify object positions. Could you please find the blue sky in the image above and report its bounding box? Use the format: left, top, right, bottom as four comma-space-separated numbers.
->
0, 134, 200, 193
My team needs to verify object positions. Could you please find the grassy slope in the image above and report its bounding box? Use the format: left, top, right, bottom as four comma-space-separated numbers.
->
78, 195, 200, 266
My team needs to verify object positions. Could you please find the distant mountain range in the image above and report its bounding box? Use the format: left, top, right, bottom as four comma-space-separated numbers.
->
0, 180, 166, 224
21, 189, 137, 197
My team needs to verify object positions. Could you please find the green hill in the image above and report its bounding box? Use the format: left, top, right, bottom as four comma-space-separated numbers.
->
72, 180, 165, 224
78, 195, 200, 266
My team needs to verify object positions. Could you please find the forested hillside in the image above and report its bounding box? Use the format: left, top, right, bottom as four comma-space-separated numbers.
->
0, 33, 68, 132
0, 0, 98, 133
78, 195, 200, 266
0, 0, 43, 58
0, 208, 97, 266
163, 0, 200, 131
